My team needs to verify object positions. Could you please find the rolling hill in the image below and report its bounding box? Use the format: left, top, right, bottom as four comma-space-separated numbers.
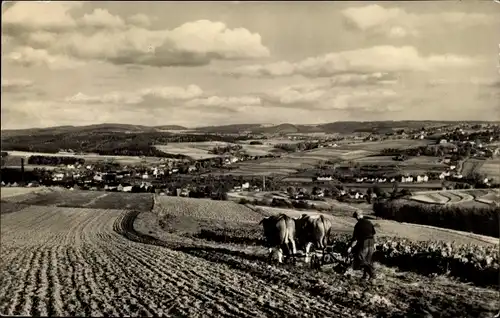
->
2, 121, 499, 139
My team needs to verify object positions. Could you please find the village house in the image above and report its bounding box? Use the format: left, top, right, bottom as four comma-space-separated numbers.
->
53, 173, 65, 181
317, 176, 333, 181
400, 175, 414, 183
439, 171, 451, 179
416, 175, 429, 183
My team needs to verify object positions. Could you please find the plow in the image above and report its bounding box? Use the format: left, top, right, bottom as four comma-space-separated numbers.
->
269, 245, 354, 274
309, 246, 354, 273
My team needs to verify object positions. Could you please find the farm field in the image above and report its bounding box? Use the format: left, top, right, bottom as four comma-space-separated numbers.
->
224, 149, 376, 177
342, 182, 443, 190
154, 142, 224, 160
1, 188, 153, 211
409, 189, 498, 206
478, 158, 500, 181
353, 155, 447, 173
0, 186, 48, 199
1, 190, 499, 317
461, 159, 485, 177
334, 139, 433, 152
155, 140, 291, 159
337, 155, 447, 178
288, 148, 376, 161
3, 151, 169, 166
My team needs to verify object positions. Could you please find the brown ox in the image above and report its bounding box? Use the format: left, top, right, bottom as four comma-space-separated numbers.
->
295, 213, 333, 263
259, 214, 297, 264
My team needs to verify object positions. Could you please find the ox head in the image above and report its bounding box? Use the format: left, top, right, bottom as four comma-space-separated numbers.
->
259, 216, 270, 226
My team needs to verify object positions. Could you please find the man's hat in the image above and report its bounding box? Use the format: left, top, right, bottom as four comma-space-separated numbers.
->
353, 211, 363, 219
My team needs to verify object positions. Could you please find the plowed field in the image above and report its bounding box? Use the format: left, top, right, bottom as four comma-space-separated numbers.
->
1, 189, 499, 317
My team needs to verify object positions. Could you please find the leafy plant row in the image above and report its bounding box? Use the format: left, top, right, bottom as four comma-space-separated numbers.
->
329, 234, 499, 288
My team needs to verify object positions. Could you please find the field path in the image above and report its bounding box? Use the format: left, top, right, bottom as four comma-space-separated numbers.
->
0, 205, 356, 317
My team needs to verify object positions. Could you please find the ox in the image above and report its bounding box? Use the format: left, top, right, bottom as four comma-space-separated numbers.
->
259, 214, 297, 264
295, 213, 333, 263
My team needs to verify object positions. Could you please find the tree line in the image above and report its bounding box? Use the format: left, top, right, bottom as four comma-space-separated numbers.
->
1, 132, 253, 157
373, 200, 499, 238
28, 155, 85, 165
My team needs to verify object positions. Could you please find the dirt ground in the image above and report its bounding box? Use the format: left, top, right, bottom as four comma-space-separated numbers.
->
1, 190, 499, 317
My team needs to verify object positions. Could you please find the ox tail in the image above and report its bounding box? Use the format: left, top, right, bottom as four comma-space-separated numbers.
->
320, 215, 333, 247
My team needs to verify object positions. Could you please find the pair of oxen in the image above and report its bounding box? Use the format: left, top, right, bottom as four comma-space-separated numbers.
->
260, 213, 333, 264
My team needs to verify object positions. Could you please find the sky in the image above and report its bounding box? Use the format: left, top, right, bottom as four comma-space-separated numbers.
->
1, 1, 499, 129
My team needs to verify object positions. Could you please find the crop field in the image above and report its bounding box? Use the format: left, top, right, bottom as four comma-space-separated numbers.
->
409, 189, 498, 206
3, 151, 170, 166
154, 143, 224, 160
226, 150, 374, 177
1, 188, 153, 211
1, 190, 499, 317
335, 139, 433, 152
288, 148, 376, 161
461, 159, 485, 177
0, 186, 49, 199
354, 156, 447, 171
155, 140, 285, 159
478, 159, 500, 181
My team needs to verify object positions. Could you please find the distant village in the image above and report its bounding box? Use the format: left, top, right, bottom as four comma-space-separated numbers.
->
1, 123, 499, 205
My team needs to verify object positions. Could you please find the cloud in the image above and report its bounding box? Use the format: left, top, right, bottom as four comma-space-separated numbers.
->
65, 84, 203, 105
427, 77, 500, 87
223, 46, 478, 78
263, 84, 327, 105
260, 81, 402, 114
185, 96, 262, 111
3, 2, 270, 68
79, 8, 127, 30
127, 13, 151, 28
5, 46, 85, 69
341, 4, 496, 38
2, 78, 34, 92
2, 1, 83, 33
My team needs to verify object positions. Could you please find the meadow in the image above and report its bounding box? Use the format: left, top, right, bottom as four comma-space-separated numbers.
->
478, 158, 500, 181
1, 188, 499, 317
3, 150, 170, 166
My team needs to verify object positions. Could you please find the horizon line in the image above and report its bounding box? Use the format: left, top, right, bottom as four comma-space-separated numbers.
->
2, 119, 500, 131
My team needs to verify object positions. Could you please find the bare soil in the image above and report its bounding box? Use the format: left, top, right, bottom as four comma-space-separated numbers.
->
1, 190, 498, 317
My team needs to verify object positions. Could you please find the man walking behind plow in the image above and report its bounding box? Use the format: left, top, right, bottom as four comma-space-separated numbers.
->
347, 211, 376, 281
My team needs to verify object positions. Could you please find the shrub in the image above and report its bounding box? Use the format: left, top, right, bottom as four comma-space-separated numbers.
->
238, 198, 251, 205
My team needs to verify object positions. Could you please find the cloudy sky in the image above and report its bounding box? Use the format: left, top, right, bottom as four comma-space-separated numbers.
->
1, 1, 499, 129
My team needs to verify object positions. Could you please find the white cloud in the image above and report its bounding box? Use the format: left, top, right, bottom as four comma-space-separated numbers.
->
261, 81, 402, 114
5, 46, 85, 69
341, 4, 496, 38
427, 77, 499, 87
79, 8, 127, 30
264, 84, 327, 105
3, 2, 270, 67
65, 84, 203, 105
2, 1, 83, 33
127, 13, 151, 28
223, 46, 479, 78
186, 96, 262, 110
2, 78, 34, 91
